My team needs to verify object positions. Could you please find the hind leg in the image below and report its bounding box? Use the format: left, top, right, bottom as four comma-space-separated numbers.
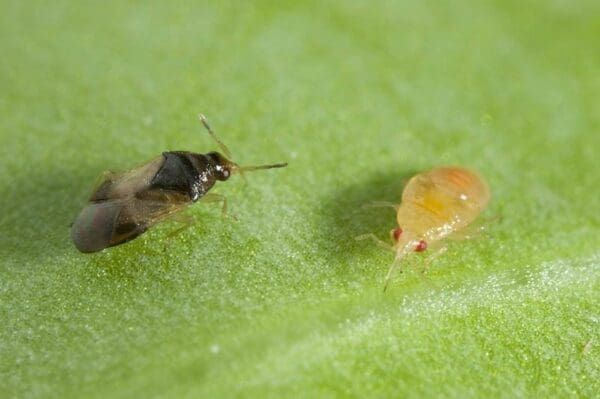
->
165, 213, 195, 240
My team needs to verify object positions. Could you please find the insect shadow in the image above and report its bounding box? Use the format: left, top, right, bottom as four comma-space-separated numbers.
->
0, 161, 211, 264
0, 164, 91, 262
315, 168, 418, 266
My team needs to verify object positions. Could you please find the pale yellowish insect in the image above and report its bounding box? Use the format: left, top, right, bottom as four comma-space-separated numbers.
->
358, 167, 490, 290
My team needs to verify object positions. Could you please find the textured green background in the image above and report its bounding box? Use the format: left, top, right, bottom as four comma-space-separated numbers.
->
1, 1, 599, 398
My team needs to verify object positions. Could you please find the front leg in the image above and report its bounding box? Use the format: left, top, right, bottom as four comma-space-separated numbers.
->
355, 233, 395, 253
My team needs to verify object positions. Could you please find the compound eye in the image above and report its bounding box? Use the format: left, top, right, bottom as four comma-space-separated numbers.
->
216, 165, 230, 180
392, 227, 403, 241
414, 240, 427, 252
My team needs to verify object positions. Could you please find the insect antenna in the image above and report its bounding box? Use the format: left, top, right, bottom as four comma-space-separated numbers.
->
239, 162, 288, 172
199, 113, 287, 179
234, 162, 287, 183
383, 241, 413, 292
383, 258, 401, 292
198, 114, 233, 159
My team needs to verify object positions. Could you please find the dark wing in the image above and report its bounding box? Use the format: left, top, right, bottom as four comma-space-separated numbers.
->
71, 155, 200, 253
89, 156, 165, 201
71, 190, 190, 253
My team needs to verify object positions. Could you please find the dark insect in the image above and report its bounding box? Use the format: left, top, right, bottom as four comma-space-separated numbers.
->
71, 114, 287, 253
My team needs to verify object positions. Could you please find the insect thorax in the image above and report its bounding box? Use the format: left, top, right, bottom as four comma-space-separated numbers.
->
150, 151, 218, 202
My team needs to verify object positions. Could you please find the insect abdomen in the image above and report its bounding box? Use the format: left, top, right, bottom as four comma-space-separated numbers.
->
397, 167, 489, 236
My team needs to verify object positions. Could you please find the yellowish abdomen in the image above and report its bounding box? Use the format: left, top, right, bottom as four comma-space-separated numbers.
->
396, 167, 490, 240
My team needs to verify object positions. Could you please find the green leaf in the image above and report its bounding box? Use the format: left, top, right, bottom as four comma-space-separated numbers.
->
1, 1, 598, 398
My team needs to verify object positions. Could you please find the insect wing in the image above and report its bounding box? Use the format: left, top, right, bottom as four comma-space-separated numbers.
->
71, 200, 124, 252
90, 156, 164, 202
112, 192, 190, 246
71, 192, 190, 253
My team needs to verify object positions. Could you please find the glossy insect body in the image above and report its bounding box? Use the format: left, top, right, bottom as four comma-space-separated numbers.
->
71, 115, 287, 253
368, 167, 490, 289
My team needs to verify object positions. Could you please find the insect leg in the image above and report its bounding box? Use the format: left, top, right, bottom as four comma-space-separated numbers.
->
362, 201, 399, 211
165, 214, 195, 239
448, 225, 487, 241
159, 214, 196, 251
201, 193, 238, 221
355, 233, 395, 252
422, 243, 448, 273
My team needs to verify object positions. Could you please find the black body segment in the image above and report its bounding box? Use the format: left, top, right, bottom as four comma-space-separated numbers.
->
150, 152, 217, 202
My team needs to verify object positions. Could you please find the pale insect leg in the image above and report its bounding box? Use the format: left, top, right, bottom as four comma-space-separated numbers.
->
164, 213, 196, 240
422, 243, 448, 274
447, 224, 487, 241
201, 193, 238, 221
450, 214, 501, 241
161, 214, 196, 252
362, 201, 399, 211
355, 233, 395, 252
160, 212, 195, 252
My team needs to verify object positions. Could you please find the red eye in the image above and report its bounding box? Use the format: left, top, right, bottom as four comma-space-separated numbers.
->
415, 240, 427, 252
392, 227, 403, 241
